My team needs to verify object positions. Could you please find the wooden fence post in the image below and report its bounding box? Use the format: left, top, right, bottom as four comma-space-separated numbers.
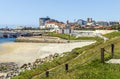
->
65, 64, 68, 72
46, 71, 49, 77
111, 44, 114, 58
101, 48, 104, 63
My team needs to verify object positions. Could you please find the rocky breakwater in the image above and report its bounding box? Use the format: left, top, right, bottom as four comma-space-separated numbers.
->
0, 53, 60, 79
15, 36, 68, 43
20, 53, 59, 71
0, 62, 19, 79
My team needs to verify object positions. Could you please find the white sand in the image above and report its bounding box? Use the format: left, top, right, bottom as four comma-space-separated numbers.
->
0, 41, 95, 66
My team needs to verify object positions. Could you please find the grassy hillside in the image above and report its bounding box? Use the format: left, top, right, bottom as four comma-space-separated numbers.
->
13, 32, 120, 79
104, 31, 120, 39
47, 32, 102, 41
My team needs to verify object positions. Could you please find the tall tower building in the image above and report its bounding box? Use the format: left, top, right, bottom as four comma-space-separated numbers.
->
39, 17, 50, 26
87, 18, 92, 23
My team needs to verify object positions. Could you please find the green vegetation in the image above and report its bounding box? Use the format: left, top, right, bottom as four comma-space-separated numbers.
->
104, 31, 120, 39
110, 24, 120, 30
13, 31, 120, 79
48, 32, 102, 41
47, 32, 76, 40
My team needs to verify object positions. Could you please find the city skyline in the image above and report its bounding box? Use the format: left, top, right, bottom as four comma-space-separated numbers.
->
0, 0, 120, 27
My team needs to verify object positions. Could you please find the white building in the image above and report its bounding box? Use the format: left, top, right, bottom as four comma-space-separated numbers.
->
39, 25, 46, 29
15, 26, 25, 30
39, 23, 60, 32
45, 24, 59, 29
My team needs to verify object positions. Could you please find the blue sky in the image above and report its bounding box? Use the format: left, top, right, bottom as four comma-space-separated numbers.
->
0, 0, 120, 27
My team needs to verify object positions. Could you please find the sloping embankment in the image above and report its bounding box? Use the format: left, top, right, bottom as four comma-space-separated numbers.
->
15, 36, 68, 43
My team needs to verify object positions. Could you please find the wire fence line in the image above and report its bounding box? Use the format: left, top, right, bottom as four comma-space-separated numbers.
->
104, 49, 111, 54
40, 53, 98, 77
34, 50, 100, 78
104, 45, 111, 54
70, 50, 99, 67
33, 44, 114, 79
103, 44, 114, 58
32, 50, 99, 79
43, 45, 114, 78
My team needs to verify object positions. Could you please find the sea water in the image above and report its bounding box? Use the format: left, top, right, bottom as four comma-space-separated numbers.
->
0, 38, 16, 49
0, 38, 16, 44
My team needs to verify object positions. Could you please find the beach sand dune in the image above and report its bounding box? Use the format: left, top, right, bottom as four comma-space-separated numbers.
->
0, 41, 95, 66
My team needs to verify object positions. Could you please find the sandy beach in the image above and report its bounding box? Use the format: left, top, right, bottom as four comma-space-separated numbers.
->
0, 41, 95, 67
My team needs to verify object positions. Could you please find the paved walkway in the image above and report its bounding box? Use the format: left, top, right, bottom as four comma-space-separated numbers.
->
106, 59, 120, 64
96, 33, 108, 42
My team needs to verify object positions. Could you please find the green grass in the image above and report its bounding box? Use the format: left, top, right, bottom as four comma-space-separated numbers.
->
12, 51, 80, 79
48, 32, 102, 41
32, 32, 120, 79
104, 31, 120, 39
47, 32, 76, 40
13, 31, 120, 79
33, 61, 120, 79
